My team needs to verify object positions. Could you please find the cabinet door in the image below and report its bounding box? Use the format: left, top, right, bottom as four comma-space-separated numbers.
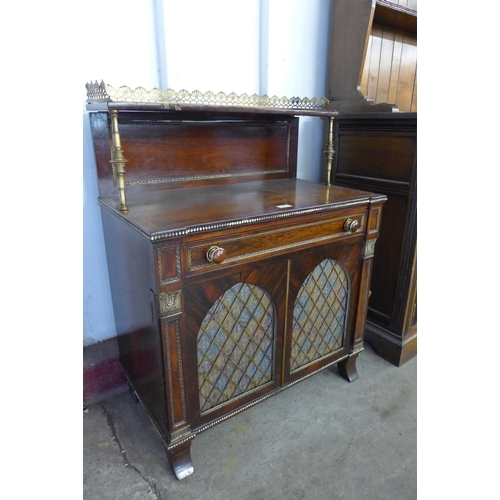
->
283, 240, 364, 384
183, 259, 287, 427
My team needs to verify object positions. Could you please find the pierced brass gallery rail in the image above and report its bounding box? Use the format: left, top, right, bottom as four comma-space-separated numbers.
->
86, 80, 329, 110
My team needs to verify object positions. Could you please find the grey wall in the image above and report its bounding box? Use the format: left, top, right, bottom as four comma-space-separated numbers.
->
83, 0, 333, 345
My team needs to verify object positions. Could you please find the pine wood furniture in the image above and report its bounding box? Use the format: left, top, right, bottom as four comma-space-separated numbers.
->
327, 0, 417, 113
86, 83, 386, 479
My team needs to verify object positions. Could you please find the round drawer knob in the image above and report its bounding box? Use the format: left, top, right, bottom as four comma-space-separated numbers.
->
206, 246, 226, 264
343, 218, 359, 233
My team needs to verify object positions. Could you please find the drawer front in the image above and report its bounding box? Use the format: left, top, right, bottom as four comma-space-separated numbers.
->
186, 210, 366, 273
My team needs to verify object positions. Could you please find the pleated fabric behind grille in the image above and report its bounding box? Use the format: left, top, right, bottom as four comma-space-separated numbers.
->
197, 283, 276, 414
290, 259, 349, 372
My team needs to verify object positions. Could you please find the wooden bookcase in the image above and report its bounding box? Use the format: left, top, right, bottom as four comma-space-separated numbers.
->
326, 1, 417, 365
327, 0, 417, 113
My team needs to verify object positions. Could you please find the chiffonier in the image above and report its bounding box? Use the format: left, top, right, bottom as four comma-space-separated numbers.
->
86, 82, 386, 479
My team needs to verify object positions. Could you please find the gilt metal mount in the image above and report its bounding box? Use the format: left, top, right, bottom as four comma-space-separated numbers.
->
158, 291, 183, 319
324, 116, 335, 187
86, 80, 329, 110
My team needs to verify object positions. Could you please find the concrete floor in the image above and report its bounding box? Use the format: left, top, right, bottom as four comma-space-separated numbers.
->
83, 342, 417, 500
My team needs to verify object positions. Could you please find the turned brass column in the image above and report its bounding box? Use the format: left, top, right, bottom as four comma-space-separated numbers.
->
324, 116, 335, 187
109, 109, 128, 213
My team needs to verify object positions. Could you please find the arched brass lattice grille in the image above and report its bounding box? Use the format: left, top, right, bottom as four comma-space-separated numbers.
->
197, 283, 276, 414
290, 259, 349, 372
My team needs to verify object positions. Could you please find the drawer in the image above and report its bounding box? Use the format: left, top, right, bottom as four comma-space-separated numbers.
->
186, 210, 366, 273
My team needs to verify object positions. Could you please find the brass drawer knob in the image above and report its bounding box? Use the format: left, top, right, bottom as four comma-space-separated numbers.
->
206, 246, 226, 264
343, 218, 359, 233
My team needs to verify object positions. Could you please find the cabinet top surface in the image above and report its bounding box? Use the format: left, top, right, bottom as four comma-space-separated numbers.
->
99, 179, 384, 240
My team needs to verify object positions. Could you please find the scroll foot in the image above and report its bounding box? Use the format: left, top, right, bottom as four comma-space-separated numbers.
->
167, 439, 195, 480
337, 353, 359, 383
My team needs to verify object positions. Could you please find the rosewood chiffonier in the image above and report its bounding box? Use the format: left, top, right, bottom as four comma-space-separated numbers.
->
85, 82, 386, 479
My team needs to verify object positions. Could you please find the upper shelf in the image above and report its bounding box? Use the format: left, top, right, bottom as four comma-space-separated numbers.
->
373, 0, 417, 35
326, 0, 417, 113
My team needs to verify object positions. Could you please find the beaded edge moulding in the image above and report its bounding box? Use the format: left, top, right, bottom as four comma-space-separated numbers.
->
86, 80, 329, 110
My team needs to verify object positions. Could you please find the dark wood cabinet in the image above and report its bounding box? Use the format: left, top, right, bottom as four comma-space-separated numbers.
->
325, 2, 417, 366
86, 83, 386, 479
331, 112, 416, 366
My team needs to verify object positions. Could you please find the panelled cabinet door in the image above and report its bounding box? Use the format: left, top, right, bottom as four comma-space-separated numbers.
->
284, 241, 364, 384
183, 260, 288, 428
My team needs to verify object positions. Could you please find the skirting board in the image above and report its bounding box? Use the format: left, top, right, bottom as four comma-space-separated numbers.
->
83, 336, 127, 406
